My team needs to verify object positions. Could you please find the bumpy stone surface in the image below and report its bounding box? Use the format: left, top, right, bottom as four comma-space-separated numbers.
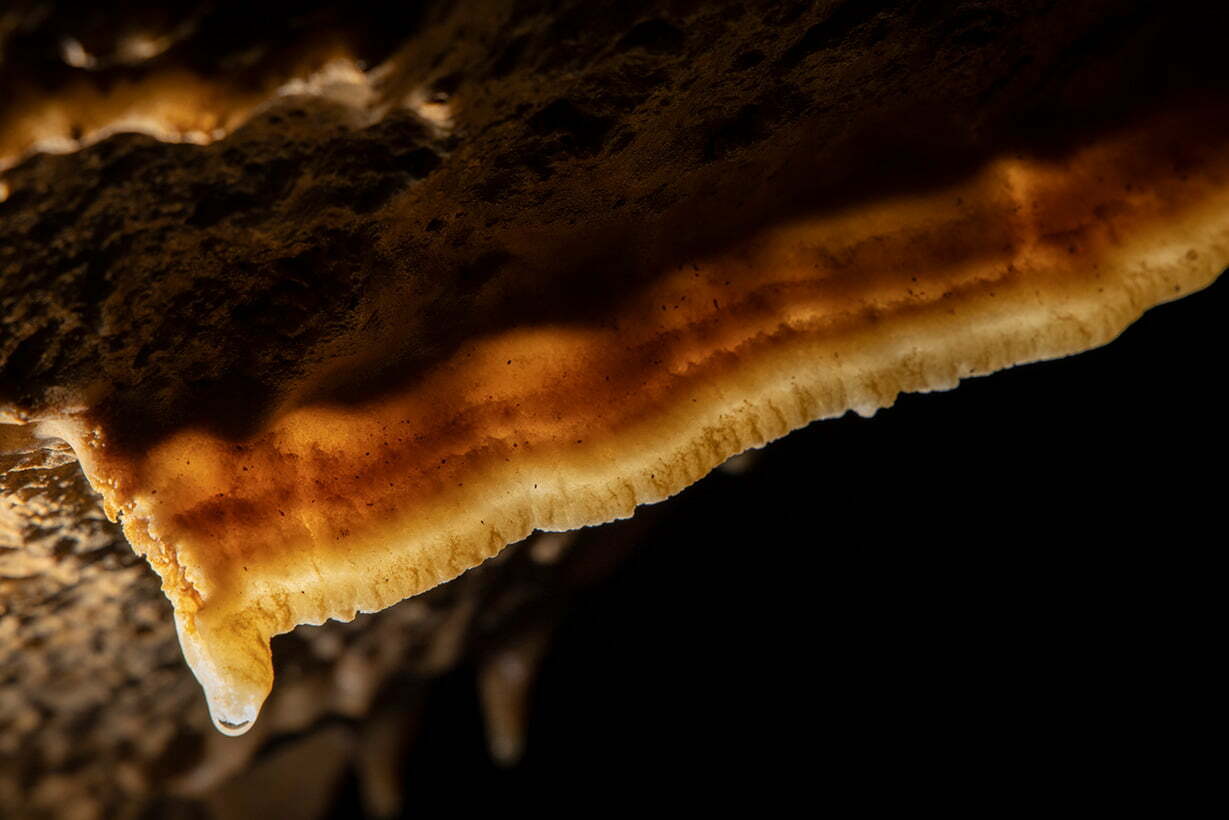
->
4, 1, 1224, 437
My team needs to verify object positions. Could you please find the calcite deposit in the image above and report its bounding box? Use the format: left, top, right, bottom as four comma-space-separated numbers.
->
1, 0, 1226, 814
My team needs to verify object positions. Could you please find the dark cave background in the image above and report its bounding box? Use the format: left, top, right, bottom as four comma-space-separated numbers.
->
322, 267, 1224, 816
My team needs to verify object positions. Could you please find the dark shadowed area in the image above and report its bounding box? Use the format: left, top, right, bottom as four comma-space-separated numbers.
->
316, 273, 1223, 816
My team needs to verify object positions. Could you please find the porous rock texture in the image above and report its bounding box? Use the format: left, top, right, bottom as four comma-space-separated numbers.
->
2, 0, 1228, 815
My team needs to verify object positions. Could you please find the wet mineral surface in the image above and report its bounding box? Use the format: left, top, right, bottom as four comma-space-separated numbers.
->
1, 1, 1226, 816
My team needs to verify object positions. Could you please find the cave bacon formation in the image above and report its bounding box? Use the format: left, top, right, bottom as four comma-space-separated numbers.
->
1, 1, 1227, 736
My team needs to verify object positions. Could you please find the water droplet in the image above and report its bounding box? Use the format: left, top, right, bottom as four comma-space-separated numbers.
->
172, 611, 272, 737
214, 717, 253, 736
